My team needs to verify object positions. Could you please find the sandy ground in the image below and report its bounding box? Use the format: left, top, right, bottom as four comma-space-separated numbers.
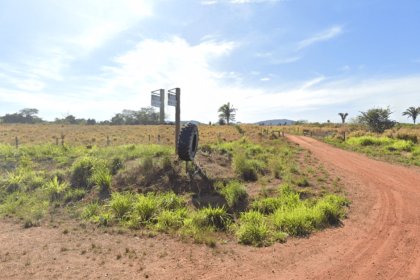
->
1, 135, 420, 279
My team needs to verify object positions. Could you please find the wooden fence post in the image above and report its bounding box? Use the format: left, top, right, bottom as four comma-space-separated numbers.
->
149, 135, 150, 142
158, 134, 160, 143
107, 136, 110, 146
56, 137, 58, 145
343, 132, 346, 141
15, 137, 18, 149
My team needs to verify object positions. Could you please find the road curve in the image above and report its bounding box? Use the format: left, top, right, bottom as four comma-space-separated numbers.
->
279, 134, 420, 280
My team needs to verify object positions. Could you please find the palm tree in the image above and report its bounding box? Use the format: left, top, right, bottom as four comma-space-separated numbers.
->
218, 102, 237, 125
402, 107, 420, 124
338, 113, 348, 124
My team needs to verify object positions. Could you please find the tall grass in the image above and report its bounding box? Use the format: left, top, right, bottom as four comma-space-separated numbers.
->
218, 180, 247, 206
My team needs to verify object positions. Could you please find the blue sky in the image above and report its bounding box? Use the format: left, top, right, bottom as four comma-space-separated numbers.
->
0, 0, 419, 123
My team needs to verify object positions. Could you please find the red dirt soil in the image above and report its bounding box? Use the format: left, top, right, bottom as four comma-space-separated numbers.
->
1, 135, 420, 279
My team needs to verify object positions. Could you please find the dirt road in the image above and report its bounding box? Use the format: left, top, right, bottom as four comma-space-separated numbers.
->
276, 134, 420, 280
1, 135, 420, 279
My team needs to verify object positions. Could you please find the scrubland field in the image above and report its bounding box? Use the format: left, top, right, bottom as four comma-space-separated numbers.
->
3, 123, 420, 279
0, 123, 349, 248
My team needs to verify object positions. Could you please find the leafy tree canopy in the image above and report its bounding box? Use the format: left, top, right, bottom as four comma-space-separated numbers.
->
358, 106, 397, 133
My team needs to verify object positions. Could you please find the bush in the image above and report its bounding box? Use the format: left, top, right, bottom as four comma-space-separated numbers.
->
251, 197, 283, 214
270, 159, 284, 179
83, 201, 101, 218
134, 193, 158, 221
218, 181, 247, 206
90, 166, 112, 191
155, 208, 188, 232
71, 157, 102, 189
108, 192, 133, 219
140, 154, 154, 175
236, 210, 269, 246
158, 191, 185, 210
43, 176, 68, 201
200, 205, 229, 228
392, 140, 414, 152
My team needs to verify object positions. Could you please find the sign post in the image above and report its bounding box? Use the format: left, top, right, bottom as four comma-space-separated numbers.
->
151, 89, 165, 124
168, 88, 180, 153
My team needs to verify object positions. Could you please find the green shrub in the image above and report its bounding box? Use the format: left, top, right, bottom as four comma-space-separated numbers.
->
26, 175, 45, 190
158, 191, 185, 210
200, 205, 229, 228
92, 211, 113, 226
83, 201, 100, 218
71, 157, 102, 189
43, 176, 68, 201
246, 145, 264, 156
134, 193, 158, 221
155, 208, 188, 232
270, 159, 284, 179
108, 192, 133, 219
218, 180, 247, 206
50, 170, 67, 183
140, 154, 154, 175
271, 205, 318, 236
236, 210, 269, 246
90, 166, 112, 191
233, 151, 265, 181
251, 197, 282, 214
5, 169, 26, 192
392, 140, 414, 152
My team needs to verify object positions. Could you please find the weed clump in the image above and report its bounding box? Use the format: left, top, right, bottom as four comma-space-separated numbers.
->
217, 181, 247, 206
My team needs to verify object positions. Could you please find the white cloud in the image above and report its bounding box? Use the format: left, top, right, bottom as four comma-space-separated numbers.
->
260, 78, 270, 81
297, 26, 343, 50
255, 52, 273, 58
271, 57, 300, 64
17, 80, 45, 91
201, 1, 218, 4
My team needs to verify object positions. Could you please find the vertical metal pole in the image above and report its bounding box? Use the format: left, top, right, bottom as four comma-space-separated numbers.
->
107, 136, 109, 146
175, 88, 181, 154
160, 89, 165, 124
343, 132, 346, 141
56, 137, 58, 145
15, 137, 18, 149
158, 134, 160, 143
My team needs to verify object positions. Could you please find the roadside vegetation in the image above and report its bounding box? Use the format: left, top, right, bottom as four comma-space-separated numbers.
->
281, 106, 420, 167
0, 125, 349, 247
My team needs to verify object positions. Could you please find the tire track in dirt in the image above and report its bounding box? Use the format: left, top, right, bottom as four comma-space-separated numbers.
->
286, 135, 420, 280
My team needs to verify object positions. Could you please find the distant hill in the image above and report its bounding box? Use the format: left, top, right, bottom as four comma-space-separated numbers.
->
251, 119, 295, 126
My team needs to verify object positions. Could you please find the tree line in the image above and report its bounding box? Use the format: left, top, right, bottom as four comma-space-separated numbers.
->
0, 107, 165, 126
